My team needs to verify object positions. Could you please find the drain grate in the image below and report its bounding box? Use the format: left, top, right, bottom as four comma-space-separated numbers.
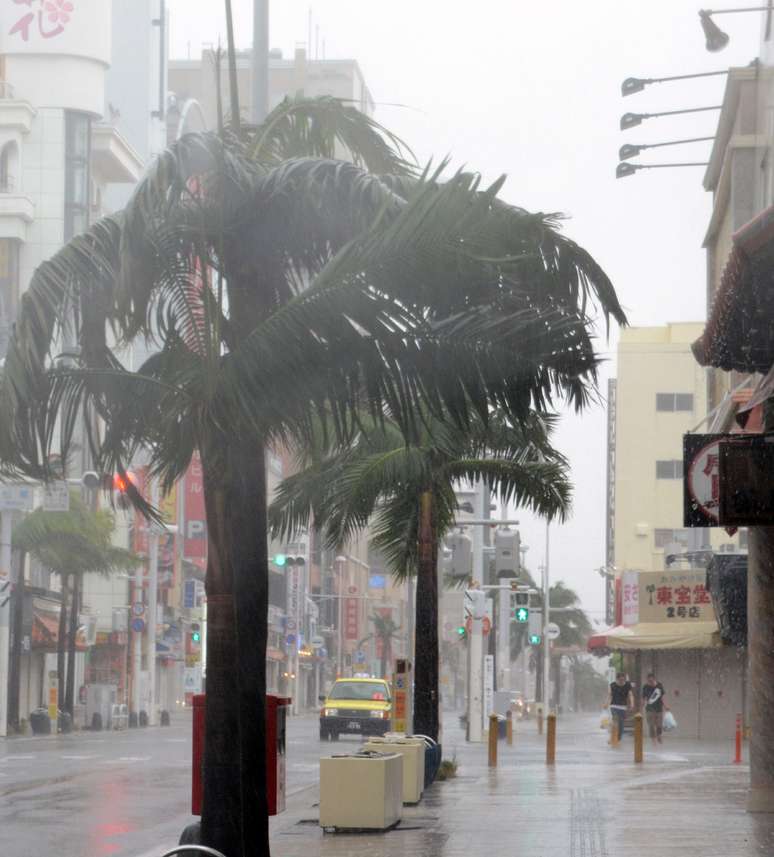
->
570, 789, 609, 857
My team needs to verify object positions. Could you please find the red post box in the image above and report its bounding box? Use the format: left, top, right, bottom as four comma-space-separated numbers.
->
191, 693, 291, 817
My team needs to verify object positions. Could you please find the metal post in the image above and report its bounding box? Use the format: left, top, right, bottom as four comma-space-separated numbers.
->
546, 712, 556, 765
0, 510, 13, 737
466, 589, 485, 742
147, 480, 160, 726
336, 557, 345, 677
252, 0, 269, 123
537, 707, 544, 736
506, 709, 513, 746
543, 523, 551, 711
293, 563, 303, 715
497, 583, 511, 692
634, 712, 644, 763
488, 713, 498, 767
132, 547, 143, 721
735, 713, 743, 764
406, 573, 414, 730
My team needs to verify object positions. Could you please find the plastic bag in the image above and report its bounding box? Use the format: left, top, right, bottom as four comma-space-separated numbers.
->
600, 715, 609, 730
663, 710, 677, 732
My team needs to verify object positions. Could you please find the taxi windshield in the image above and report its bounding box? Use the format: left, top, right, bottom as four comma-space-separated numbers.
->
328, 681, 390, 701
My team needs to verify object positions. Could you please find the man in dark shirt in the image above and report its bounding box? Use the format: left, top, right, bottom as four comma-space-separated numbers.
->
641, 672, 668, 744
607, 672, 634, 742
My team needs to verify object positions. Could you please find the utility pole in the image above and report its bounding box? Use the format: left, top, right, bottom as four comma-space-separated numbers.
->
465, 587, 486, 742
252, 0, 269, 124
147, 479, 160, 726
543, 522, 551, 711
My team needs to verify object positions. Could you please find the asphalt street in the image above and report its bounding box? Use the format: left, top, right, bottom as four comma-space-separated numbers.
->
1, 709, 338, 857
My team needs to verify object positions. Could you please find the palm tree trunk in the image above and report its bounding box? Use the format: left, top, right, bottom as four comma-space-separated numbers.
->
413, 490, 439, 741
65, 574, 80, 715
56, 575, 69, 708
200, 435, 270, 857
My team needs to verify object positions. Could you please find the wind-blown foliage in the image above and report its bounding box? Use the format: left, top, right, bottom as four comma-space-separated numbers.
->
0, 92, 623, 856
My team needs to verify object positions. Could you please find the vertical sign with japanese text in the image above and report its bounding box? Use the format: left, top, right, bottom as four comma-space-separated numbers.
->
622, 570, 639, 626
344, 597, 359, 641
183, 452, 207, 563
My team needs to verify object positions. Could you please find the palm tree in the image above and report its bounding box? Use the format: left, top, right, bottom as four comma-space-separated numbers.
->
510, 572, 592, 705
12, 493, 138, 718
269, 410, 572, 740
359, 611, 402, 679
0, 108, 623, 856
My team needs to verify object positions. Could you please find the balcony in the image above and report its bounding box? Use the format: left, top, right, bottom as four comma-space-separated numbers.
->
0, 81, 35, 135
91, 124, 144, 185
0, 190, 33, 241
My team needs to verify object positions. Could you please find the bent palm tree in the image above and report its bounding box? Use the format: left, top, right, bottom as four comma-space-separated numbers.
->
270, 410, 572, 740
0, 105, 623, 854
12, 493, 138, 717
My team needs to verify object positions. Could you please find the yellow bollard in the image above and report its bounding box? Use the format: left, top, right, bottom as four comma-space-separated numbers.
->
609, 714, 619, 747
546, 712, 556, 765
506, 710, 513, 746
634, 712, 643, 763
537, 707, 544, 736
488, 714, 499, 767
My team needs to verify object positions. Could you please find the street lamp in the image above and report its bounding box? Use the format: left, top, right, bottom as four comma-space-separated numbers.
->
616, 161, 709, 179
698, 6, 771, 51
621, 69, 728, 96
619, 136, 715, 161
620, 105, 721, 130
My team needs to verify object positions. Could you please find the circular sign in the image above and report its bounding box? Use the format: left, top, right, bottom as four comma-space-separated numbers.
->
286, 634, 297, 647
131, 618, 145, 633
355, 650, 366, 663
687, 439, 721, 523
132, 602, 145, 617
545, 622, 560, 641
310, 635, 324, 649
464, 616, 492, 635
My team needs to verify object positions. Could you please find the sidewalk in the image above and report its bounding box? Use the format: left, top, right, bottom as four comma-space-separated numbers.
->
269, 712, 774, 857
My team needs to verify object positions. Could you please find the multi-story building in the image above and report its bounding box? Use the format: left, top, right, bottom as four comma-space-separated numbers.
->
168, 47, 373, 128
592, 323, 745, 737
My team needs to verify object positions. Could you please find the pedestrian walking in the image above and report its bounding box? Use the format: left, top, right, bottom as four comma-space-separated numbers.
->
641, 672, 668, 744
607, 672, 634, 743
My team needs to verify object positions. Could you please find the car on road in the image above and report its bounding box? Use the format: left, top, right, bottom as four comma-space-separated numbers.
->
319, 677, 392, 740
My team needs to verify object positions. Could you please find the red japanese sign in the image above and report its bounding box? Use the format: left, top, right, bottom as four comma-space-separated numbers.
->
183, 452, 207, 562
10, 0, 74, 42
344, 597, 359, 641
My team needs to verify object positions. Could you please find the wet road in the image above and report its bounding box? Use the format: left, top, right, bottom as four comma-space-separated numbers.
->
1, 710, 334, 857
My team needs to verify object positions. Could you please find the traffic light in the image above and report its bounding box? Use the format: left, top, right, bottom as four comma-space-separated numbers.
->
456, 625, 466, 638
515, 606, 529, 623
272, 554, 305, 568
191, 623, 201, 644
495, 527, 520, 577
111, 471, 137, 510
529, 633, 542, 645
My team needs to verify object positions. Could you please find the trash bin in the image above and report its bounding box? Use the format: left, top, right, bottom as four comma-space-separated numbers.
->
414, 735, 441, 787
320, 751, 403, 831
30, 708, 51, 735
363, 736, 424, 804
58, 711, 72, 734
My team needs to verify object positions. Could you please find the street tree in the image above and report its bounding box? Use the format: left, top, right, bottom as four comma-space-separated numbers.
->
0, 107, 623, 857
510, 572, 592, 704
12, 493, 138, 718
357, 612, 402, 679
270, 411, 573, 740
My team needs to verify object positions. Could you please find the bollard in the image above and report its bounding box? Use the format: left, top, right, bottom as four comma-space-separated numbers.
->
537, 707, 544, 736
609, 715, 619, 747
488, 714, 499, 767
734, 713, 742, 764
546, 712, 556, 765
506, 710, 513, 746
634, 713, 643, 763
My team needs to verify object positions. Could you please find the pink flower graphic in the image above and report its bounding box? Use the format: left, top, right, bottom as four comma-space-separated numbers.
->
44, 0, 73, 26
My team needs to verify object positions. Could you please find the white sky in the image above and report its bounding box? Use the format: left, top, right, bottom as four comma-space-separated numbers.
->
169, 1, 761, 621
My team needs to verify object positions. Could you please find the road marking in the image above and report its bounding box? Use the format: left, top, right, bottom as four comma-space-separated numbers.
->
117, 756, 152, 763
0, 754, 36, 761
60, 754, 99, 760
164, 738, 186, 743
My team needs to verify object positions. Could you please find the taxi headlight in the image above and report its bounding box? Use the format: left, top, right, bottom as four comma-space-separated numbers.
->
324, 708, 339, 717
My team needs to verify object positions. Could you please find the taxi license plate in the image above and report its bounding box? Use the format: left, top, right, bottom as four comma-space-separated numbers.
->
348, 721, 361, 730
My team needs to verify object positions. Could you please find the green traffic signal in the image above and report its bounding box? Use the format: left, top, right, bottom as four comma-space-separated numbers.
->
192, 631, 201, 643
529, 633, 541, 645
273, 554, 287, 567
515, 606, 529, 623
456, 625, 466, 637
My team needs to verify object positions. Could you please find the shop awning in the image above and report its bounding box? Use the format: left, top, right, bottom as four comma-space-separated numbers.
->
588, 621, 721, 652
31, 608, 88, 651
693, 204, 774, 373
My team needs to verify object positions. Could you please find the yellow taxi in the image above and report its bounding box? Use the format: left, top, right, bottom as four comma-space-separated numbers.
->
319, 677, 392, 740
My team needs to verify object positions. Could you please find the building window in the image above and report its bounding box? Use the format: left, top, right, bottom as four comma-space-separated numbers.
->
656, 460, 684, 479
654, 528, 690, 548
64, 112, 91, 241
0, 238, 19, 358
739, 529, 749, 550
656, 393, 694, 412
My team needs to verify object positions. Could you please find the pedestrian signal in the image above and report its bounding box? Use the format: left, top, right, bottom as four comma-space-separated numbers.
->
515, 606, 529, 623
529, 633, 542, 645
456, 625, 466, 639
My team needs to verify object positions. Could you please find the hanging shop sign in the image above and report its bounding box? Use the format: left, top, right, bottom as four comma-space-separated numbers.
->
683, 433, 726, 527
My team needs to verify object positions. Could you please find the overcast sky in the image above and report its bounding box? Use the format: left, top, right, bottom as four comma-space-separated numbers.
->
169, 1, 760, 621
